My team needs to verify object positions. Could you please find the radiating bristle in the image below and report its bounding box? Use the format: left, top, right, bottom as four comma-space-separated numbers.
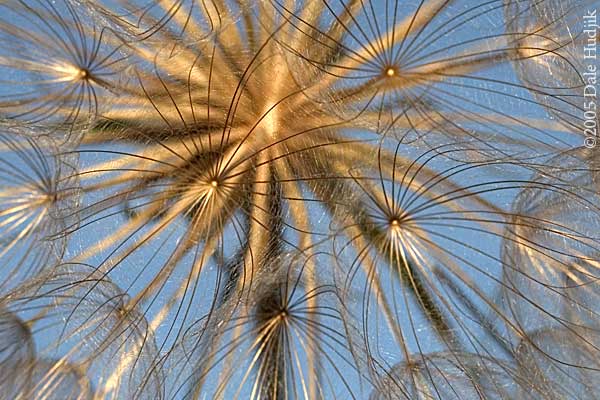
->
0, 0, 598, 399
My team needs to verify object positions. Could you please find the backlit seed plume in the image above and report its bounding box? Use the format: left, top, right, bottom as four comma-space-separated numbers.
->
164, 254, 364, 399
0, 0, 598, 399
20, 359, 93, 400
0, 0, 130, 130
0, 131, 79, 290
514, 328, 600, 400
1, 264, 164, 399
369, 352, 534, 400
506, 0, 599, 132
272, 0, 578, 150
0, 307, 35, 398
501, 147, 600, 393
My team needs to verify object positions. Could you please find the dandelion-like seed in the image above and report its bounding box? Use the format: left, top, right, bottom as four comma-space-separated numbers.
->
0, 0, 129, 132
0, 0, 599, 399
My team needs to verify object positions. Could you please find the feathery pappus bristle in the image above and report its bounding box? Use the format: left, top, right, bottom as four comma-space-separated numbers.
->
0, 0, 598, 399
